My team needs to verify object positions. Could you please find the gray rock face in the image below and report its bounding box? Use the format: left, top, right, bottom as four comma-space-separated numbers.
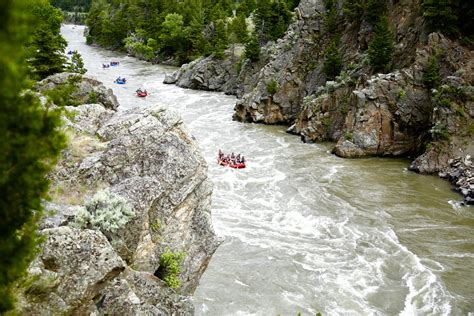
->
333, 70, 432, 157
18, 97, 220, 313
37, 73, 119, 110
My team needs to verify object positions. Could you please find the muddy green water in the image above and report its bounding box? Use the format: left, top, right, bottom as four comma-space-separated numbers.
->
63, 25, 473, 315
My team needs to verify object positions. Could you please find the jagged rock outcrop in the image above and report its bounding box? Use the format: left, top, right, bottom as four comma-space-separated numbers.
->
37, 72, 119, 110
164, 45, 271, 98
17, 84, 220, 313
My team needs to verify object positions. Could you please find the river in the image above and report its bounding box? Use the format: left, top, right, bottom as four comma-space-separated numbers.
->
62, 25, 473, 315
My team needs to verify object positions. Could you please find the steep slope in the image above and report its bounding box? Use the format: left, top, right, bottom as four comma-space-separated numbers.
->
169, 0, 473, 203
16, 77, 220, 313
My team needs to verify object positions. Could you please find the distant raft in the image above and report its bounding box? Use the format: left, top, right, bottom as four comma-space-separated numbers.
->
114, 77, 126, 84
136, 89, 148, 97
217, 150, 246, 169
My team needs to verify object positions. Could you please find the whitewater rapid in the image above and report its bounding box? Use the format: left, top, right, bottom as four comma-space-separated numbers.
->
62, 25, 473, 315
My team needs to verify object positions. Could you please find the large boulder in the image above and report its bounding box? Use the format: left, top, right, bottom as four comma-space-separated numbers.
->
17, 95, 220, 313
37, 73, 119, 110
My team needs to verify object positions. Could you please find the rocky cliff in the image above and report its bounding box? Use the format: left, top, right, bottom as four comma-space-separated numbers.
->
16, 77, 220, 314
165, 0, 474, 203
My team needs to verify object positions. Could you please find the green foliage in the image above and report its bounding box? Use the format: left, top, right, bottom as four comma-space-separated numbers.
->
324, 0, 337, 33
0, 0, 66, 312
422, 56, 441, 89
150, 219, 162, 233
266, 79, 279, 95
87, 91, 98, 104
254, 0, 293, 42
228, 14, 248, 43
422, 0, 458, 36
396, 88, 406, 101
72, 189, 135, 233
67, 51, 87, 74
27, 1, 68, 80
367, 16, 394, 73
244, 34, 261, 62
344, 131, 353, 140
158, 249, 185, 289
430, 122, 450, 140
323, 40, 342, 80
52, 0, 91, 12
42, 75, 80, 107
365, 0, 386, 25
343, 0, 365, 23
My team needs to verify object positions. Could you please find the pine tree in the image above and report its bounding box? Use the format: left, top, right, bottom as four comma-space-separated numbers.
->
423, 55, 441, 89
67, 51, 87, 74
367, 16, 394, 73
244, 33, 261, 62
27, 1, 67, 80
343, 0, 365, 23
365, 0, 387, 25
0, 0, 65, 312
422, 0, 459, 36
323, 40, 342, 80
212, 19, 228, 59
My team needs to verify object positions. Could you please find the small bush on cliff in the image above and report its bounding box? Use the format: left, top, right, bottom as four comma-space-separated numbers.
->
323, 40, 342, 80
266, 79, 279, 95
73, 190, 135, 233
367, 16, 394, 73
43, 75, 81, 107
156, 249, 185, 289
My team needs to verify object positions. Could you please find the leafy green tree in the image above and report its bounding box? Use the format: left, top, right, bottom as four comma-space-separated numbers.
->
423, 55, 441, 89
367, 16, 394, 72
160, 13, 186, 56
0, 0, 65, 312
323, 40, 342, 80
244, 33, 261, 62
27, 1, 67, 79
67, 51, 87, 74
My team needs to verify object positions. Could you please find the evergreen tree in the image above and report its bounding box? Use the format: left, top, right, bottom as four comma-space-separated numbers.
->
67, 51, 87, 74
244, 33, 261, 62
423, 55, 441, 89
323, 40, 342, 80
367, 16, 394, 73
343, 0, 365, 23
212, 19, 228, 59
0, 0, 65, 312
422, 0, 458, 36
365, 0, 386, 25
27, 1, 67, 79
228, 14, 248, 43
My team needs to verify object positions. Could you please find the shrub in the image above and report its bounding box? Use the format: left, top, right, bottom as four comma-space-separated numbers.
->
72, 189, 135, 233
43, 75, 80, 107
266, 79, 279, 95
430, 122, 450, 140
157, 249, 185, 289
